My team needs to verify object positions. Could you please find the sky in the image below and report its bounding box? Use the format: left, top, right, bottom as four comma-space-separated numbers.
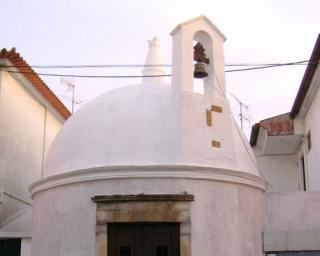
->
1, 0, 320, 137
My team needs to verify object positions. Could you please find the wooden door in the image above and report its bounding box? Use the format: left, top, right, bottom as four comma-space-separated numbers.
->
108, 223, 180, 256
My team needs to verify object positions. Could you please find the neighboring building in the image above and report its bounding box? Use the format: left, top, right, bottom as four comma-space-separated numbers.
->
250, 35, 320, 255
0, 48, 70, 256
250, 34, 320, 192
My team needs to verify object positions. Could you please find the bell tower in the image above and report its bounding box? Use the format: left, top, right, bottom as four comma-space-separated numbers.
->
170, 16, 258, 174
171, 15, 227, 99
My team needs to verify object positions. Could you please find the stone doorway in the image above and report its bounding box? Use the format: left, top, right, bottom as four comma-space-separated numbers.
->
108, 223, 180, 256
92, 194, 193, 256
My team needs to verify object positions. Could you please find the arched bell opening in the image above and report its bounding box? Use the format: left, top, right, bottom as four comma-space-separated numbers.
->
193, 31, 214, 98
193, 40, 205, 94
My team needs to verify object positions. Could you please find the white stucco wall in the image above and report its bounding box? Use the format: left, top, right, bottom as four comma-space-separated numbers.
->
266, 191, 320, 231
21, 238, 31, 256
0, 71, 63, 225
44, 111, 63, 165
31, 172, 265, 256
256, 154, 299, 192
303, 71, 320, 190
264, 191, 320, 251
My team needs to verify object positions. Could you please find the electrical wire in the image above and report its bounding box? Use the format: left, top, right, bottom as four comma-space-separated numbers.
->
7, 70, 171, 78
212, 71, 226, 98
0, 60, 313, 69
2, 59, 317, 78
3, 64, 172, 69
225, 60, 311, 73
1, 64, 172, 69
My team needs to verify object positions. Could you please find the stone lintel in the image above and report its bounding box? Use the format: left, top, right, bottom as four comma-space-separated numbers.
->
93, 193, 193, 256
92, 194, 194, 203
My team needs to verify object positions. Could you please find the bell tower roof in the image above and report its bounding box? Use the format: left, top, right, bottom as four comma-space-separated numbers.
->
171, 15, 227, 98
170, 15, 227, 41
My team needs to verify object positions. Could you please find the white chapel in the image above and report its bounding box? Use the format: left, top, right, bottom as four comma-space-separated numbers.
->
30, 16, 267, 256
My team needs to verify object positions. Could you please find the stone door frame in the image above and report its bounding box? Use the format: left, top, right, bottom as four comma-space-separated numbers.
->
92, 194, 194, 256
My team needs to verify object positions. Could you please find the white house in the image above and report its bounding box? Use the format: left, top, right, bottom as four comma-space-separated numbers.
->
0, 48, 70, 255
250, 34, 320, 255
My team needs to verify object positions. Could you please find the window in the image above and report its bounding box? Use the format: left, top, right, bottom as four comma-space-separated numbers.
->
300, 156, 307, 191
306, 131, 312, 151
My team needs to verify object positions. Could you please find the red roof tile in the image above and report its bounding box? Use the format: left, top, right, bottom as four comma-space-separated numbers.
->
0, 48, 71, 120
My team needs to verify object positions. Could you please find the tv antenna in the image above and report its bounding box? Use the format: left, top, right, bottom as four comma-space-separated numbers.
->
230, 93, 251, 130
60, 95, 85, 106
60, 78, 76, 114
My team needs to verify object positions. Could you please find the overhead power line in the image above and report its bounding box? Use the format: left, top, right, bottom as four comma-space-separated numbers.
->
0, 60, 313, 69
3, 59, 317, 78
7, 70, 171, 78
2, 64, 173, 69
225, 60, 311, 73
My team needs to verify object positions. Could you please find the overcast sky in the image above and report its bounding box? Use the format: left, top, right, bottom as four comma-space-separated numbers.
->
1, 0, 320, 136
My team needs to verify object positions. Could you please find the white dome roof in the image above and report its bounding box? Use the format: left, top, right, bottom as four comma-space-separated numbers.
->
44, 28, 261, 179
44, 81, 261, 178
44, 82, 174, 177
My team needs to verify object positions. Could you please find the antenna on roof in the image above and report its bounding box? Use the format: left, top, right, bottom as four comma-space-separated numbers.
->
60, 95, 85, 106
60, 77, 76, 114
230, 93, 251, 130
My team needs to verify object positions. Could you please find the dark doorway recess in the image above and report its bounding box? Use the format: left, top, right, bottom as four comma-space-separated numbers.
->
0, 239, 21, 256
108, 223, 180, 256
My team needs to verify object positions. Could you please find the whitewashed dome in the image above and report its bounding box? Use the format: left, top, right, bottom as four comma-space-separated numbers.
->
44, 34, 261, 178
44, 82, 174, 177
44, 37, 177, 177
44, 81, 260, 178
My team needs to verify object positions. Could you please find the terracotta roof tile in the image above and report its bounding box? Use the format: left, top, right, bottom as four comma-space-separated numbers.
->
251, 35, 320, 145
0, 48, 71, 120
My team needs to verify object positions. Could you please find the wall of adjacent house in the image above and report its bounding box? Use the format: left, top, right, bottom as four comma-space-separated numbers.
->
303, 72, 320, 191
44, 111, 62, 161
264, 191, 320, 252
256, 154, 299, 191
0, 70, 63, 227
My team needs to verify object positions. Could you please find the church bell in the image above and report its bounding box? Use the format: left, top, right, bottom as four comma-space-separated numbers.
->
194, 62, 208, 78
193, 42, 209, 79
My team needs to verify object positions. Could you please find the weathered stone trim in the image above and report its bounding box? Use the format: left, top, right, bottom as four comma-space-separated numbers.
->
93, 194, 193, 256
0, 231, 31, 238
92, 194, 194, 203
30, 165, 267, 197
